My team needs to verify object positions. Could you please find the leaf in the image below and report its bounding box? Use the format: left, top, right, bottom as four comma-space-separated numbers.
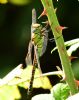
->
31, 94, 53, 100
8, 65, 52, 89
9, 0, 31, 5
0, 64, 23, 86
51, 38, 79, 56
65, 38, 79, 46
0, 85, 21, 100
67, 42, 79, 56
0, 0, 8, 4
67, 93, 79, 100
19, 65, 52, 89
72, 59, 79, 80
51, 83, 70, 100
0, 65, 52, 99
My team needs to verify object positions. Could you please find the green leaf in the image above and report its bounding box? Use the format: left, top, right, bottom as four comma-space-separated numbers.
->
51, 83, 70, 100
51, 38, 79, 56
19, 65, 52, 89
9, 0, 31, 5
0, 85, 21, 100
65, 38, 79, 46
0, 65, 52, 99
67, 42, 79, 56
0, 0, 8, 4
72, 59, 79, 80
8, 65, 52, 89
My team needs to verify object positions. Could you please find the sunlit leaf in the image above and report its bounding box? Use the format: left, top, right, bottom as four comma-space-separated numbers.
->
0, 64, 23, 86
51, 38, 79, 56
51, 83, 70, 100
0, 0, 8, 4
9, 0, 31, 5
0, 85, 21, 100
19, 65, 52, 89
32, 94, 53, 100
8, 65, 52, 89
67, 93, 79, 100
67, 42, 79, 56
65, 38, 79, 46
0, 64, 52, 99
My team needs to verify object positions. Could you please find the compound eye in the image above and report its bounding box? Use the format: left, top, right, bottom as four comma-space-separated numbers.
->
32, 23, 40, 28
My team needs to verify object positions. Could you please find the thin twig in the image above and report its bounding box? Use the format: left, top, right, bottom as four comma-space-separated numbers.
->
27, 8, 37, 100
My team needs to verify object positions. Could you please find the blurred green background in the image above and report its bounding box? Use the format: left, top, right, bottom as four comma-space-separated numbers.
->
0, 0, 79, 81
0, 0, 43, 77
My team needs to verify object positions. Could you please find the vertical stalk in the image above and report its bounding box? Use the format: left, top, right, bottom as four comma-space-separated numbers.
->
41, 0, 78, 94
27, 8, 37, 100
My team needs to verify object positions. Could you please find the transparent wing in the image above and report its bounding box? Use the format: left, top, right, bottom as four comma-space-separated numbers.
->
41, 29, 48, 56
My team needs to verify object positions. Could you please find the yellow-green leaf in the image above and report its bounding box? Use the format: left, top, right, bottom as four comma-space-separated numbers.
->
0, 0, 8, 4
9, 0, 31, 5
19, 65, 52, 89
8, 65, 52, 89
0, 85, 21, 100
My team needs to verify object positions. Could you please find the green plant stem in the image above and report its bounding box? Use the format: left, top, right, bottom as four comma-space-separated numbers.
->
41, 0, 78, 94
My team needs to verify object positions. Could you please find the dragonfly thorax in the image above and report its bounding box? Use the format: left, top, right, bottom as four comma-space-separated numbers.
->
31, 23, 48, 56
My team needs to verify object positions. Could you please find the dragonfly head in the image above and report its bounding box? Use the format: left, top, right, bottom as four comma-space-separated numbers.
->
32, 23, 42, 30
32, 23, 40, 27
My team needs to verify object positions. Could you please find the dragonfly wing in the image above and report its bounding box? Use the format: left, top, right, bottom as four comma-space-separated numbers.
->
41, 30, 48, 56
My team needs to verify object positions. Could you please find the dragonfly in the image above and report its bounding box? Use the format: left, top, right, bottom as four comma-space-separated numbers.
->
26, 9, 52, 99
31, 23, 48, 57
